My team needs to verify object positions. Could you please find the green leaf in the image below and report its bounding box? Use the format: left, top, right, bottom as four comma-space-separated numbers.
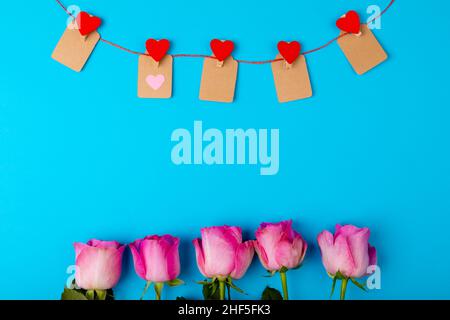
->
210, 281, 218, 296
154, 283, 164, 300
86, 290, 95, 300
61, 285, 115, 301
95, 290, 107, 300
350, 278, 367, 291
226, 277, 245, 294
261, 286, 283, 300
202, 281, 220, 300
167, 278, 184, 287
61, 288, 88, 300
105, 289, 115, 301
330, 276, 337, 299
106, 289, 115, 301
140, 281, 152, 301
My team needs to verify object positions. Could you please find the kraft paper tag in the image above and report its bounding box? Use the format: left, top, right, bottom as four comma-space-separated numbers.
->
51, 26, 100, 72
337, 24, 388, 75
271, 54, 313, 103
199, 57, 238, 103
138, 55, 173, 99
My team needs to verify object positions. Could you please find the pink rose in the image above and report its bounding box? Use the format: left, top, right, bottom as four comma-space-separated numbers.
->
193, 226, 254, 279
253, 220, 307, 272
129, 235, 181, 283
317, 224, 377, 278
74, 240, 125, 290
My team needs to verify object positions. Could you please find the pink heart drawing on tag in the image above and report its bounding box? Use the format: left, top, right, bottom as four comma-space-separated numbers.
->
146, 74, 165, 90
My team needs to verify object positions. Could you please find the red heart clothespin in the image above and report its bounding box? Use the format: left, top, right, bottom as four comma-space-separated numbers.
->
145, 39, 170, 62
210, 39, 234, 66
76, 12, 102, 37
277, 41, 301, 65
336, 10, 361, 35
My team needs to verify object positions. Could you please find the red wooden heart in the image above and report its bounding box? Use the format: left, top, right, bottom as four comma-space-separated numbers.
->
210, 39, 234, 61
145, 39, 170, 62
76, 12, 102, 36
277, 41, 301, 64
336, 10, 361, 34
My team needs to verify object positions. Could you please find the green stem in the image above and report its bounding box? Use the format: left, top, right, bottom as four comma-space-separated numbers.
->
340, 278, 349, 300
154, 282, 164, 301
140, 281, 152, 301
280, 271, 289, 300
219, 280, 226, 301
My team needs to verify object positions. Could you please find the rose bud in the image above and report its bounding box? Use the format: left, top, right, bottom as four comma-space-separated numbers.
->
193, 226, 254, 300
253, 220, 307, 300
74, 240, 125, 291
129, 235, 182, 300
254, 220, 307, 272
317, 224, 377, 299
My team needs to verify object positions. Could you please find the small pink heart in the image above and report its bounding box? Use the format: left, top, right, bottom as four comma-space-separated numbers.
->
146, 74, 165, 90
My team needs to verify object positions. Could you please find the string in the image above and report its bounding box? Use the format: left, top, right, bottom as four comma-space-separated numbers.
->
55, 0, 395, 64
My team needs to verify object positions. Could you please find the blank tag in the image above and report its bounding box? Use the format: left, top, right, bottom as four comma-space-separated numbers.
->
138, 55, 173, 99
52, 26, 100, 72
337, 24, 388, 75
199, 57, 238, 103
271, 54, 313, 103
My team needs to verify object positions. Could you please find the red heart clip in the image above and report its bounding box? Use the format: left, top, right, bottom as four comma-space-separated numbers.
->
277, 41, 301, 64
336, 10, 361, 34
145, 39, 170, 62
210, 39, 234, 62
76, 12, 102, 36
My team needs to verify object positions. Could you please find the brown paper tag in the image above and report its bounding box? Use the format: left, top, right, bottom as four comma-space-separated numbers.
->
51, 26, 100, 72
271, 54, 313, 103
337, 24, 388, 75
138, 55, 173, 99
199, 57, 238, 103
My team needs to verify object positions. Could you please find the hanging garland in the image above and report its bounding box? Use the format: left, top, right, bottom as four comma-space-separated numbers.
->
52, 0, 395, 103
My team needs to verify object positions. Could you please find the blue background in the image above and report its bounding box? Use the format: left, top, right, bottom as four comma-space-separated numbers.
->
1, 0, 449, 300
